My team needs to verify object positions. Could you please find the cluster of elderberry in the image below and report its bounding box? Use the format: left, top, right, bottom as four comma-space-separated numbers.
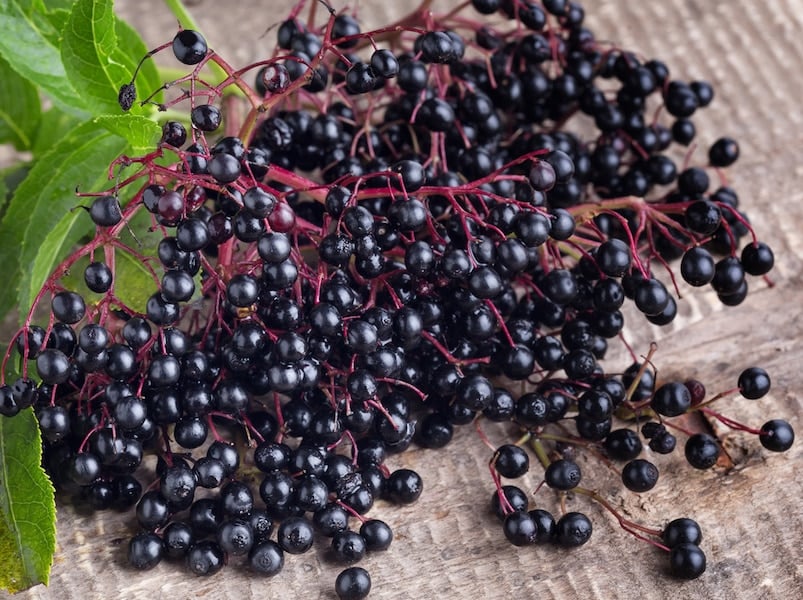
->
0, 0, 795, 595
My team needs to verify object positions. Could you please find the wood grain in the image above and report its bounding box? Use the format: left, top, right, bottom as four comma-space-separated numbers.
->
7, 0, 803, 598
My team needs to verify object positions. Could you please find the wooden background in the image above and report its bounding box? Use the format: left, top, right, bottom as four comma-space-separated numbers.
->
7, 0, 803, 598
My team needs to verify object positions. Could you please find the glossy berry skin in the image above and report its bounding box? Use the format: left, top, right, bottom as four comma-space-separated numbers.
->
662, 518, 702, 548
669, 543, 707, 579
621, 459, 659, 492
503, 511, 538, 546
708, 136, 739, 167
417, 412, 453, 448
680, 247, 715, 286
84, 261, 113, 293
191, 104, 222, 132
128, 532, 164, 570
741, 242, 774, 275
371, 49, 399, 78
173, 30, 208, 65
335, 566, 372, 600
634, 278, 669, 316
359, 519, 392, 551
603, 428, 643, 461
136, 491, 170, 530
89, 196, 122, 227
162, 522, 194, 559
51, 291, 86, 324
208, 153, 242, 184
385, 468, 424, 504
738, 367, 771, 399
217, 519, 255, 556
249, 540, 285, 576
277, 516, 315, 554
759, 419, 795, 452
219, 480, 254, 517
493, 444, 530, 479
35, 349, 71, 385
186, 540, 225, 576
555, 512, 593, 547
544, 459, 582, 490
528, 509, 556, 543
596, 239, 631, 277
331, 530, 367, 564
684, 433, 720, 469
161, 121, 187, 147
651, 382, 691, 417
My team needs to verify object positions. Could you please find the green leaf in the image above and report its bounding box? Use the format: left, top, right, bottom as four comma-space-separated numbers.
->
0, 54, 41, 150
93, 115, 161, 154
0, 164, 30, 219
113, 247, 161, 311
60, 0, 123, 114
30, 107, 82, 157
40, 8, 71, 47
60, 0, 160, 116
26, 209, 90, 313
0, 173, 7, 218
34, 0, 76, 11
0, 121, 127, 322
0, 409, 56, 594
0, 0, 87, 115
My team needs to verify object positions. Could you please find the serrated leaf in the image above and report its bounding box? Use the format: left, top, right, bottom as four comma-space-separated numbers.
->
93, 114, 161, 154
60, 0, 159, 116
0, 54, 41, 150
60, 0, 122, 114
0, 121, 127, 322
0, 409, 56, 594
0, 0, 87, 115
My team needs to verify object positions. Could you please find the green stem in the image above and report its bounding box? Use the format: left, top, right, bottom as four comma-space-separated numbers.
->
530, 437, 551, 469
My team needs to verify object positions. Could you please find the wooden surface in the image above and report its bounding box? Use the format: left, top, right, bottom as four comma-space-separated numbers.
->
8, 0, 803, 598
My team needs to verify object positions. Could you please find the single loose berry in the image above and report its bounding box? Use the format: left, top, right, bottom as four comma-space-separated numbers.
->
621, 459, 659, 492
738, 367, 771, 399
335, 566, 372, 600
759, 419, 794, 452
684, 433, 720, 469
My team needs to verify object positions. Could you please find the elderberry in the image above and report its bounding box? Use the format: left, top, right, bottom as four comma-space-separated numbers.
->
0, 2, 792, 595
